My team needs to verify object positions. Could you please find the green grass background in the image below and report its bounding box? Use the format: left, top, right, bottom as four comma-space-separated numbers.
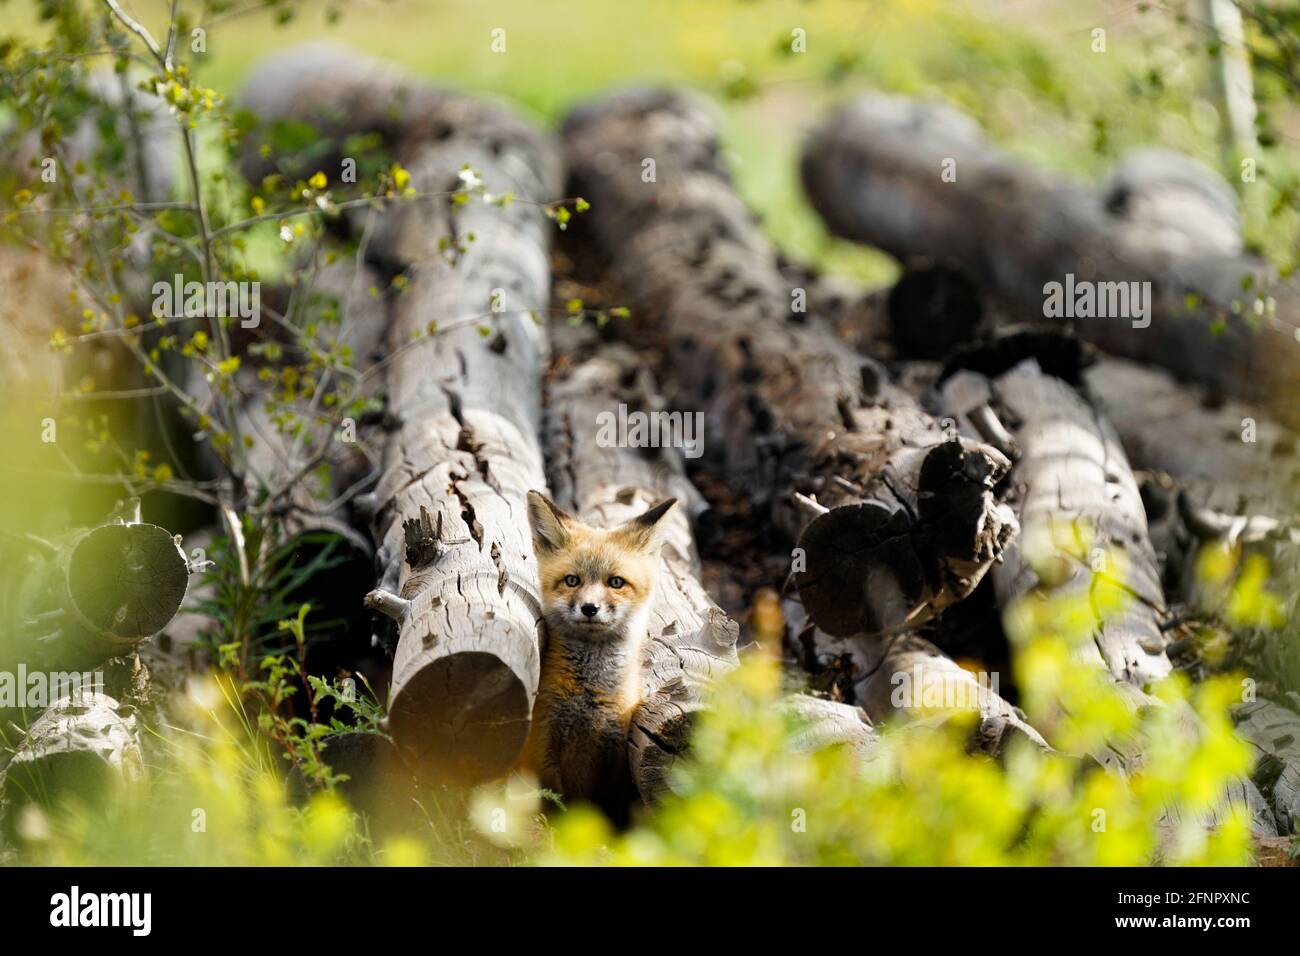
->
11, 0, 1293, 282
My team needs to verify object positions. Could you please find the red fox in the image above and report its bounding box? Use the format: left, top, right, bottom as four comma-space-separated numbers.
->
519, 490, 676, 818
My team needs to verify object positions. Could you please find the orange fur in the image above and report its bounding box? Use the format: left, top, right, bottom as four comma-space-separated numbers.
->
515, 491, 675, 814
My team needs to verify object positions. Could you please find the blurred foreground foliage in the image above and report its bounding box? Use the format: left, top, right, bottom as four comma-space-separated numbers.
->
7, 564, 1261, 867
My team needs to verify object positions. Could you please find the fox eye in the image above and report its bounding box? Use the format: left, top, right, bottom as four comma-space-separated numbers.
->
563, 574, 580, 587
608, 576, 625, 589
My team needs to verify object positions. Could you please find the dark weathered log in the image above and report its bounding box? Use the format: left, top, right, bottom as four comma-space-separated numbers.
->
348, 90, 561, 784
1234, 699, 1300, 833
802, 94, 1300, 421
562, 88, 1016, 640
0, 691, 142, 838
940, 349, 1276, 834
3, 499, 192, 677
543, 328, 874, 801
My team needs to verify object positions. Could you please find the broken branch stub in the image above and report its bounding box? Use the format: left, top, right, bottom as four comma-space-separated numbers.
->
561, 89, 1016, 639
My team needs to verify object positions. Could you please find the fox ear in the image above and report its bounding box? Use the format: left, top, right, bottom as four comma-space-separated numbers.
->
616, 497, 677, 551
527, 490, 573, 554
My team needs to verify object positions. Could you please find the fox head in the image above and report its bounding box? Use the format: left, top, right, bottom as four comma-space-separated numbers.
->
526, 491, 676, 642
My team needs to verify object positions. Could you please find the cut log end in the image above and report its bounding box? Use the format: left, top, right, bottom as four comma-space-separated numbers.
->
387, 650, 532, 784
795, 499, 921, 636
917, 438, 1017, 567
793, 440, 1015, 637
64, 522, 189, 643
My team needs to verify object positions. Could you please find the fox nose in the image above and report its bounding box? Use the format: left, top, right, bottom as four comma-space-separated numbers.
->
580, 603, 599, 618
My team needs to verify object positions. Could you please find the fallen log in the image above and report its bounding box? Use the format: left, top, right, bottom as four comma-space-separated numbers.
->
235, 255, 391, 558
543, 328, 874, 803
240, 45, 563, 783
853, 632, 1051, 755
786, 599, 1050, 758
939, 348, 1276, 834
940, 349, 1173, 686
2, 498, 191, 678
0, 691, 142, 840
236, 41, 445, 185
562, 88, 1017, 640
802, 94, 1300, 421
353, 89, 561, 784
239, 42, 563, 267
1086, 357, 1295, 513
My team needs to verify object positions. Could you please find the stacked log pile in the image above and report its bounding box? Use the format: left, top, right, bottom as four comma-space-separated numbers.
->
24, 41, 1291, 854
562, 89, 1018, 641
938, 338, 1276, 834
560, 91, 1061, 769
799, 94, 1298, 839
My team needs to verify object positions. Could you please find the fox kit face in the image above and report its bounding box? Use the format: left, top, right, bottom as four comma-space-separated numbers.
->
526, 491, 675, 641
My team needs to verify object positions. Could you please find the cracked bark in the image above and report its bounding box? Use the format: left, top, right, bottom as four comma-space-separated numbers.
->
242, 44, 562, 784
356, 89, 561, 786
802, 94, 1300, 424
544, 328, 876, 801
561, 88, 1016, 640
